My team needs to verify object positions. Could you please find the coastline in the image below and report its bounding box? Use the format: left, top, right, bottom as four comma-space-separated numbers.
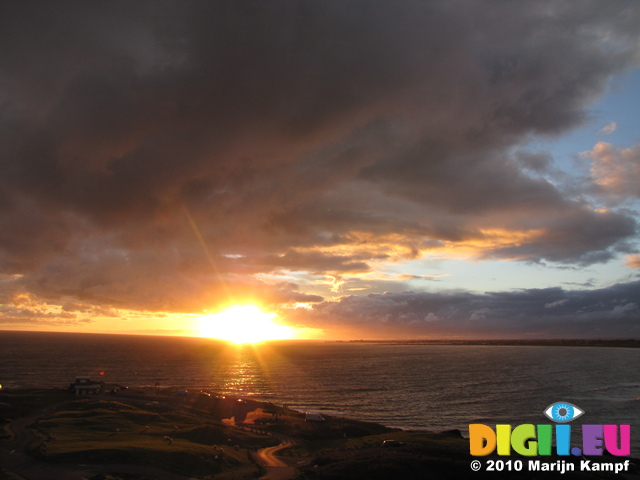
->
345, 339, 640, 348
2, 329, 638, 347
2, 336, 639, 439
2, 387, 638, 480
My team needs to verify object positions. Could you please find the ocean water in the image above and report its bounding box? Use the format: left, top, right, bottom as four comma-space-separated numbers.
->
1, 331, 639, 452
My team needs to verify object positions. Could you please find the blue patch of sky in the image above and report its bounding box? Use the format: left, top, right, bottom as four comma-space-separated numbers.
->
528, 68, 640, 169
385, 255, 638, 295
276, 70, 640, 299
389, 69, 640, 295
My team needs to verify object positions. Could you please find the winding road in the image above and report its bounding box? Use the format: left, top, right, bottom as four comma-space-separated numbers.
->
253, 438, 298, 480
1, 395, 311, 480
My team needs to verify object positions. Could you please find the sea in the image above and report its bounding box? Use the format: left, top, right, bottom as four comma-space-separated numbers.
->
1, 331, 639, 454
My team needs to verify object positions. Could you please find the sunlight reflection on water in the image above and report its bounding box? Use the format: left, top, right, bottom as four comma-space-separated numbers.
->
1, 331, 639, 455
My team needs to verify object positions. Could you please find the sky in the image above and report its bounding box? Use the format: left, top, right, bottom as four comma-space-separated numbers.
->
1, 1, 639, 339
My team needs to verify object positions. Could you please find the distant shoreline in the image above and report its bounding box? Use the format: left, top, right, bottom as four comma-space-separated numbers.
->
1, 330, 639, 348
344, 338, 640, 348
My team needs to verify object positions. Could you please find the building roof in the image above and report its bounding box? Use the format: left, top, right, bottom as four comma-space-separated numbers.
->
305, 413, 325, 421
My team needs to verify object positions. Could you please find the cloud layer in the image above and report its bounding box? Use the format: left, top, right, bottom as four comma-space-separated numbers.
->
292, 280, 640, 339
1, 1, 639, 335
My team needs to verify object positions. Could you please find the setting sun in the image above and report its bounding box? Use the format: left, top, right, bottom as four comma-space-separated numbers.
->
198, 305, 294, 344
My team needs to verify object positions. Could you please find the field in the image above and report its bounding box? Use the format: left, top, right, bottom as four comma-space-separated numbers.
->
0, 388, 277, 479
1, 388, 637, 480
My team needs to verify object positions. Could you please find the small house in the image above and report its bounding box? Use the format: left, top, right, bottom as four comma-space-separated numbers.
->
305, 412, 325, 422
71, 376, 103, 395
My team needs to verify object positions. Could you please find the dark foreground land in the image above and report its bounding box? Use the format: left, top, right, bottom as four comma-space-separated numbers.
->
0, 388, 637, 480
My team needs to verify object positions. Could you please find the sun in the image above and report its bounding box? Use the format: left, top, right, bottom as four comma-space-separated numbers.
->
198, 305, 294, 344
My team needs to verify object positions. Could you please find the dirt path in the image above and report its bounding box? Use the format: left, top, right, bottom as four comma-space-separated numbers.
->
253, 440, 297, 480
256, 439, 293, 467
2, 396, 310, 480
252, 432, 315, 480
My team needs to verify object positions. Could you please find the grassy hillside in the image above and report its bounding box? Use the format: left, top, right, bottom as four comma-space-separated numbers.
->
1, 389, 277, 479
2, 389, 636, 480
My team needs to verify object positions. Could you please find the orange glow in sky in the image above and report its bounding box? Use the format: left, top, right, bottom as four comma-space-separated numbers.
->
1, 4, 640, 341
198, 305, 295, 344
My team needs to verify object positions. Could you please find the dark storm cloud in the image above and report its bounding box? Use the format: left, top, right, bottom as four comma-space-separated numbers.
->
0, 1, 639, 315
255, 250, 372, 275
11, 249, 323, 312
296, 281, 640, 338
477, 207, 638, 265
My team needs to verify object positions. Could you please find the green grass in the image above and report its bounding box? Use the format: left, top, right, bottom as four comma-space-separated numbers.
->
263, 411, 393, 444
0, 389, 70, 417
0, 468, 26, 480
281, 429, 466, 458
24, 397, 276, 478
284, 429, 473, 480
0, 419, 14, 441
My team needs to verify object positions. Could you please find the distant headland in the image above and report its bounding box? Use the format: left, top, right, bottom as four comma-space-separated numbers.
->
344, 339, 640, 348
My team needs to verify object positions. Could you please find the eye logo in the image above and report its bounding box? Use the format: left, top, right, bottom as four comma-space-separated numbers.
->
544, 402, 584, 423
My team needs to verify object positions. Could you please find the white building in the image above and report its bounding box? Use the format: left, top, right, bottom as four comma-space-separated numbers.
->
72, 376, 102, 395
